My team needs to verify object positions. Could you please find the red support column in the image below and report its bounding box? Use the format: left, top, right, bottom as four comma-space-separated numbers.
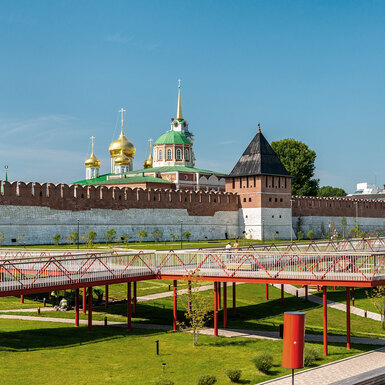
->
133, 281, 137, 315
75, 288, 79, 327
305, 285, 308, 301
346, 287, 351, 350
232, 282, 236, 314
105, 285, 108, 310
20, 294, 24, 304
127, 282, 132, 330
173, 280, 177, 331
218, 282, 221, 309
281, 284, 284, 307
265, 284, 269, 300
223, 282, 227, 328
88, 287, 93, 332
214, 282, 218, 336
188, 281, 191, 313
323, 286, 328, 356
82, 288, 86, 314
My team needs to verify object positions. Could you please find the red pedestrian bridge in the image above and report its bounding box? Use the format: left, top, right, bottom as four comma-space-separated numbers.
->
1, 237, 385, 356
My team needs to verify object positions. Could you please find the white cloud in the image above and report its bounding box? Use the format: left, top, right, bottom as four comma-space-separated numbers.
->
104, 33, 133, 44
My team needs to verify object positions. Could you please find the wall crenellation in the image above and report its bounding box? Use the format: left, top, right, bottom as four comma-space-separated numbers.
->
0, 181, 239, 216
293, 195, 385, 218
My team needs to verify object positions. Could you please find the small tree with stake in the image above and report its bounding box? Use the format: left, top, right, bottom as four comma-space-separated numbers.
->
177, 272, 212, 346
366, 286, 385, 329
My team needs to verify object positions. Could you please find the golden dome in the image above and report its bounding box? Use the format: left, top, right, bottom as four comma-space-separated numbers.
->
109, 131, 136, 158
143, 153, 153, 169
85, 152, 100, 168
114, 150, 131, 166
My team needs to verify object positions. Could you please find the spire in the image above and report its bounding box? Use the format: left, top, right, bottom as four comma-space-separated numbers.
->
258, 123, 261, 133
4, 165, 8, 182
90, 136, 95, 154
118, 107, 126, 134
176, 79, 183, 120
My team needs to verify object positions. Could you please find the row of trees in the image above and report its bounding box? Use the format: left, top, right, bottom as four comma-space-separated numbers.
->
52, 229, 192, 246
271, 139, 347, 197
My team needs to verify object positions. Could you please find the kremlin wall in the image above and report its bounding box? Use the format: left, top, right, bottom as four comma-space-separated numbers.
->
1, 83, 384, 245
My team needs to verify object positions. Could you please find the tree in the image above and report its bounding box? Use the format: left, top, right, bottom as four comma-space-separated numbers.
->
137, 230, 148, 243
366, 286, 385, 329
53, 234, 61, 245
307, 230, 314, 240
88, 231, 97, 247
177, 273, 212, 346
170, 233, 176, 242
271, 139, 319, 196
70, 232, 78, 246
105, 228, 116, 244
151, 230, 163, 242
318, 186, 347, 197
182, 231, 191, 241
122, 233, 131, 246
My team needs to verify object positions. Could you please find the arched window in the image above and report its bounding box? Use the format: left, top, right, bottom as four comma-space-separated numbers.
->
167, 149, 172, 160
176, 149, 182, 160
158, 149, 163, 160
185, 149, 189, 161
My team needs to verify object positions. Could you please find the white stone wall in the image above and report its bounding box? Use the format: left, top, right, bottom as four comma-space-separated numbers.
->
293, 216, 385, 238
0, 205, 239, 245
239, 207, 294, 240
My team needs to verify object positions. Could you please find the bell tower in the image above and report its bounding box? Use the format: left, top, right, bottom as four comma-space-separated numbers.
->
225, 125, 294, 240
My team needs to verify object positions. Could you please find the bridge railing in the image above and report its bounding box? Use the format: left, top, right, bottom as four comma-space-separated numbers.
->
0, 251, 156, 293
155, 250, 385, 282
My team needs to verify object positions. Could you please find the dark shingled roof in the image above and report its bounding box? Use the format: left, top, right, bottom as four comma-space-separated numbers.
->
229, 131, 290, 177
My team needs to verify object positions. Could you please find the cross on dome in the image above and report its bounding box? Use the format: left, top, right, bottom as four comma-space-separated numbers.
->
118, 108, 126, 131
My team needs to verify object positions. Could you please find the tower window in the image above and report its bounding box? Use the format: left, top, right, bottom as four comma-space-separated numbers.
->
248, 197, 252, 202
176, 149, 182, 160
159, 149, 163, 160
269, 197, 272, 202
243, 198, 246, 202
185, 149, 189, 161
167, 149, 172, 160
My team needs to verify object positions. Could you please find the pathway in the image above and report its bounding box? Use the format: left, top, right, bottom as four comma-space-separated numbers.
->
258, 347, 385, 385
272, 284, 383, 322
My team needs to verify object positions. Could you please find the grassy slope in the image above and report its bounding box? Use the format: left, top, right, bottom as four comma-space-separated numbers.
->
0, 319, 374, 385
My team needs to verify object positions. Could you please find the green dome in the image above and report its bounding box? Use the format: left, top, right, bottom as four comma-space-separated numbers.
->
154, 130, 191, 145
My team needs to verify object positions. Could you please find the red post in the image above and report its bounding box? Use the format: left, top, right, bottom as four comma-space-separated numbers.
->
223, 282, 227, 328
127, 282, 132, 330
281, 284, 284, 307
75, 288, 79, 327
218, 282, 221, 309
88, 287, 92, 332
346, 287, 351, 350
214, 282, 218, 336
105, 285, 108, 309
133, 281, 137, 315
323, 286, 328, 356
82, 288, 86, 314
232, 282, 236, 314
188, 281, 191, 313
265, 284, 269, 300
305, 285, 308, 301
173, 280, 177, 331
20, 294, 24, 304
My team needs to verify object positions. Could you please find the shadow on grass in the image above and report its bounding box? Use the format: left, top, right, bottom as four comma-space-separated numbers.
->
0, 324, 168, 352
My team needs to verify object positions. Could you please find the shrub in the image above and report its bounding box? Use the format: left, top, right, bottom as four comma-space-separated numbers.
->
297, 231, 304, 241
225, 369, 242, 382
182, 231, 191, 241
105, 228, 116, 244
252, 352, 274, 374
151, 230, 163, 242
88, 231, 97, 246
155, 379, 174, 385
70, 232, 78, 245
197, 375, 217, 385
304, 346, 320, 366
137, 230, 148, 242
307, 230, 314, 240
53, 234, 61, 245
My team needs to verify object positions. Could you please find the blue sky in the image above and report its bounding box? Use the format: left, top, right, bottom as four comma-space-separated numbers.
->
0, 0, 384, 192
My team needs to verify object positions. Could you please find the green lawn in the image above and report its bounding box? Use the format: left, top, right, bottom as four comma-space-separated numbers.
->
5, 283, 385, 339
0, 318, 374, 385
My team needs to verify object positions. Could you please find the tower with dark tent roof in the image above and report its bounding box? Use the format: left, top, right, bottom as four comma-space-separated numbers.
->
225, 124, 294, 240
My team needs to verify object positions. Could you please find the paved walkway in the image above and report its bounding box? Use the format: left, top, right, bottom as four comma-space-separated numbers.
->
272, 284, 383, 322
258, 347, 385, 385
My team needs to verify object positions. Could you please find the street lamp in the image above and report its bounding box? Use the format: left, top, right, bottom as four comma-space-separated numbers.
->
77, 219, 80, 250
180, 222, 183, 249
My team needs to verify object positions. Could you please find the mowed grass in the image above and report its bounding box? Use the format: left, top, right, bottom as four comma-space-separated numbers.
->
0, 318, 374, 385
5, 283, 385, 339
